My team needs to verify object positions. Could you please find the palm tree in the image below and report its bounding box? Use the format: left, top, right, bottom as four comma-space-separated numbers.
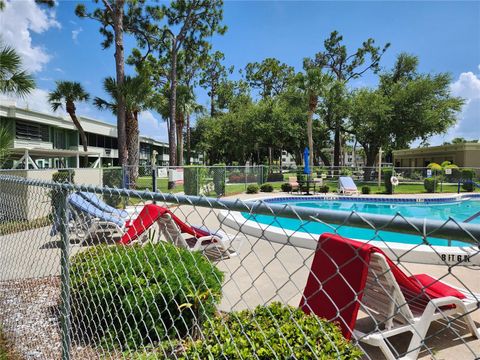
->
0, 43, 35, 97
48, 81, 90, 166
94, 75, 151, 183
295, 63, 332, 174
0, 126, 12, 168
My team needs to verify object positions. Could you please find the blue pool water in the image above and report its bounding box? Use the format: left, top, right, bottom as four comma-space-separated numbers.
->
242, 197, 480, 247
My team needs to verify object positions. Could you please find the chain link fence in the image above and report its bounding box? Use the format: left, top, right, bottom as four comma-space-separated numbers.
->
0, 174, 479, 359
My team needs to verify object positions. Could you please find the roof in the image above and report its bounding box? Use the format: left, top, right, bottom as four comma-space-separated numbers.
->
393, 142, 480, 156
0, 104, 169, 147
11, 148, 101, 158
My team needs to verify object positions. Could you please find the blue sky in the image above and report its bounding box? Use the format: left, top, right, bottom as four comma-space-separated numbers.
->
1, 0, 479, 145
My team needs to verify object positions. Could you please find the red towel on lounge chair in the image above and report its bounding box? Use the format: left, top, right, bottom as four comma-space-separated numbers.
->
300, 233, 465, 339
119, 204, 209, 245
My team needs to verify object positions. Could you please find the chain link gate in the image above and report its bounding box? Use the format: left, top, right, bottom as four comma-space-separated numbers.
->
0, 174, 479, 359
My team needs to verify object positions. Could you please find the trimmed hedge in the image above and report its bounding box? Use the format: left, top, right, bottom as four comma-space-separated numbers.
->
383, 168, 394, 194
181, 302, 362, 359
424, 178, 437, 193
461, 168, 476, 192
70, 243, 224, 349
266, 173, 284, 182
212, 167, 226, 196
361, 185, 371, 194
102, 168, 122, 207
260, 183, 274, 192
281, 183, 292, 192
319, 185, 329, 193
246, 184, 259, 194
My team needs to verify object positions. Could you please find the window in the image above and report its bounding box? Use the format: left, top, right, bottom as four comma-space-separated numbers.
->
88, 133, 97, 147
15, 120, 49, 142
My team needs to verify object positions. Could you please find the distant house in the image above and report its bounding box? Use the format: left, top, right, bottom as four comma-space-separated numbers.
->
393, 143, 480, 168
0, 104, 202, 169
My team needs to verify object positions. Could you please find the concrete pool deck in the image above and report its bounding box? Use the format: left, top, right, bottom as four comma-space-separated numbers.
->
0, 190, 479, 359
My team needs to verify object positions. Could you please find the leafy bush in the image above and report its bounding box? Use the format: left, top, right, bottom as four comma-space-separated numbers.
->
361, 185, 371, 194
383, 168, 394, 194
52, 170, 75, 183
70, 243, 224, 349
281, 183, 292, 192
184, 167, 208, 195
461, 168, 476, 192
182, 302, 362, 360
319, 185, 329, 193
212, 166, 225, 196
102, 168, 122, 207
266, 173, 284, 182
260, 183, 274, 192
424, 178, 437, 193
340, 168, 353, 176
246, 184, 259, 194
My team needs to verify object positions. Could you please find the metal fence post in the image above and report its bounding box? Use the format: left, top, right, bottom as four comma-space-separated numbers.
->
152, 167, 157, 204
58, 187, 71, 360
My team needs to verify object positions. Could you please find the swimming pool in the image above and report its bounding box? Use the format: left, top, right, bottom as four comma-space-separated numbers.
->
219, 195, 480, 266
243, 196, 480, 247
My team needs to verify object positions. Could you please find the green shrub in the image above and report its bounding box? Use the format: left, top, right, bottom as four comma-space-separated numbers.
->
383, 168, 394, 194
266, 173, 284, 182
260, 183, 274, 192
184, 167, 208, 195
319, 185, 329, 193
424, 178, 437, 193
70, 243, 224, 349
361, 185, 371, 194
102, 168, 122, 207
246, 184, 259, 194
340, 168, 353, 176
281, 183, 292, 192
181, 302, 362, 360
52, 170, 75, 183
461, 168, 476, 192
212, 166, 226, 196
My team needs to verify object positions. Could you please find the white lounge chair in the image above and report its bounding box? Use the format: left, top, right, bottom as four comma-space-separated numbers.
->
354, 252, 480, 360
338, 176, 359, 195
158, 212, 238, 260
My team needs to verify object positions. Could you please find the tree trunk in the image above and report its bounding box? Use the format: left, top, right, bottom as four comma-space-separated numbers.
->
176, 112, 184, 166
113, 0, 127, 166
307, 94, 317, 175
186, 112, 191, 165
318, 150, 331, 167
66, 101, 88, 167
168, 43, 177, 168
333, 122, 340, 168
210, 87, 215, 117
363, 148, 378, 181
126, 110, 139, 186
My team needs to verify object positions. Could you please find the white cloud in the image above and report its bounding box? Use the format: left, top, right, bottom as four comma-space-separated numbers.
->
139, 111, 168, 142
0, 88, 53, 114
71, 27, 83, 44
0, 0, 60, 73
447, 69, 480, 140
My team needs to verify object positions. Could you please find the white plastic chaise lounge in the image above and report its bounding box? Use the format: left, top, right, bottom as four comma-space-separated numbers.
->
300, 233, 480, 360
65, 193, 133, 243
338, 176, 359, 195
119, 204, 239, 260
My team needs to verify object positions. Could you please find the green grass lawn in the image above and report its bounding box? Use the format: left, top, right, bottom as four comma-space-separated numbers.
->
132, 175, 469, 198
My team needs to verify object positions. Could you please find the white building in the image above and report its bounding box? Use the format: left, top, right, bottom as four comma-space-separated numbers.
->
0, 104, 201, 169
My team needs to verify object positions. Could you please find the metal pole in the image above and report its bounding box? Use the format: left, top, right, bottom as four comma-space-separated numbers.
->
377, 147, 383, 188
152, 167, 157, 204
58, 188, 71, 360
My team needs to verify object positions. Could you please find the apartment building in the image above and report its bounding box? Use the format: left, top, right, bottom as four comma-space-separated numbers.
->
0, 104, 201, 169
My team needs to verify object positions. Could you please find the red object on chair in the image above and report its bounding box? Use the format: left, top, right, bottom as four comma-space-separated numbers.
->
119, 204, 209, 245
300, 233, 465, 339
